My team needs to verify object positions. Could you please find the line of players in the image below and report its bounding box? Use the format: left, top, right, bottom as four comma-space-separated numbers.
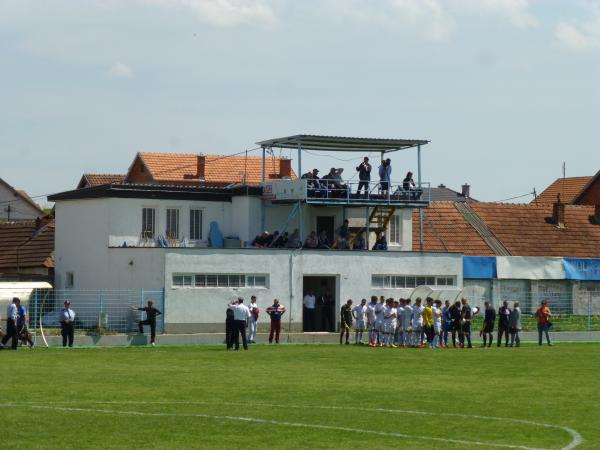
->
340, 295, 475, 348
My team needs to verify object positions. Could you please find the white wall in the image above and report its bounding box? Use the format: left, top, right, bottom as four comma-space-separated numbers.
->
162, 249, 462, 332
0, 183, 42, 221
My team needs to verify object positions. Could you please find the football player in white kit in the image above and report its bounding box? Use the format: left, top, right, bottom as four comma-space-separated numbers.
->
411, 298, 424, 348
366, 296, 378, 346
373, 296, 386, 347
401, 298, 413, 348
382, 298, 397, 347
433, 299, 443, 349
352, 298, 368, 344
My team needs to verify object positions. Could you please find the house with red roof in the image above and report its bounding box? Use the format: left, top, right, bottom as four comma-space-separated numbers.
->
0, 178, 45, 222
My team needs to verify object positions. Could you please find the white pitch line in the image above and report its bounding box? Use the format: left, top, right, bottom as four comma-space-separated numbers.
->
7, 403, 548, 450
31, 399, 581, 450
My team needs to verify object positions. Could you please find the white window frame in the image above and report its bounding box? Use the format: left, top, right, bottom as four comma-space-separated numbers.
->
371, 274, 456, 289
172, 273, 269, 289
166, 208, 180, 240
189, 208, 203, 241
142, 207, 156, 239
388, 214, 402, 246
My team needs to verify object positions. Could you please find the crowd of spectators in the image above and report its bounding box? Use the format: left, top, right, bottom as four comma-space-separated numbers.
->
251, 220, 388, 251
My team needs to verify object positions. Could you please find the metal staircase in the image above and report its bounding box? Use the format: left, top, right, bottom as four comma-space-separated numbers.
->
349, 205, 397, 244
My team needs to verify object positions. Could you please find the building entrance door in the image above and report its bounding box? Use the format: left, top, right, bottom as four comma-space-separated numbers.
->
302, 276, 336, 332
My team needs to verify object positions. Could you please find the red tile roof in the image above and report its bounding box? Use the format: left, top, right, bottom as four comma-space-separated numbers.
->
132, 152, 296, 186
78, 174, 125, 188
0, 219, 55, 271
533, 176, 592, 204
414, 201, 600, 257
412, 202, 495, 255
470, 202, 600, 258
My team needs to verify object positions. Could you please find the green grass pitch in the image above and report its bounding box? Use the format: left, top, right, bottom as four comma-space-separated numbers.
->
2, 343, 598, 449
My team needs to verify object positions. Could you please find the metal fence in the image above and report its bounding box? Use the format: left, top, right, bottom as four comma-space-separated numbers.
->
1, 289, 164, 335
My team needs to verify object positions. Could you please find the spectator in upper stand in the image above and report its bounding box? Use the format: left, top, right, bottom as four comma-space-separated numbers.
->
353, 232, 366, 250
273, 231, 288, 248
318, 230, 331, 249
336, 220, 350, 249
334, 236, 349, 250
252, 231, 270, 248
287, 229, 301, 249
378, 158, 392, 196
403, 171, 416, 191
302, 168, 321, 194
268, 231, 280, 247
372, 234, 388, 251
303, 231, 318, 249
323, 168, 346, 196
356, 157, 372, 197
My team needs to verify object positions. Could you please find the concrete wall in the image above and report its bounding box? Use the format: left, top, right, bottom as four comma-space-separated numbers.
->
162, 249, 462, 333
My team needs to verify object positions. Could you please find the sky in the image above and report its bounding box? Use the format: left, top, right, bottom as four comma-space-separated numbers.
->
1, 0, 599, 207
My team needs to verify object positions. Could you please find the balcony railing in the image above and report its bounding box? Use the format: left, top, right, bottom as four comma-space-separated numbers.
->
261, 178, 430, 206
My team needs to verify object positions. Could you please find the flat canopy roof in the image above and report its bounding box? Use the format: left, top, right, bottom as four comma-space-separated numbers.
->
256, 134, 429, 153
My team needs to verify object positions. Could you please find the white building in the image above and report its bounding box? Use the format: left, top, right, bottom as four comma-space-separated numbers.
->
49, 135, 463, 333
0, 178, 45, 221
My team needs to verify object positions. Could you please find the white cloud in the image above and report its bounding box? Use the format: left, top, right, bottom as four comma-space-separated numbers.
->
140, 0, 277, 27
108, 62, 134, 79
328, 0, 456, 42
465, 0, 538, 29
555, 15, 600, 51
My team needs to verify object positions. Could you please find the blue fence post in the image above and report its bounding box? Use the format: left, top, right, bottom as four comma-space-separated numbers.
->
161, 287, 166, 334
140, 288, 145, 309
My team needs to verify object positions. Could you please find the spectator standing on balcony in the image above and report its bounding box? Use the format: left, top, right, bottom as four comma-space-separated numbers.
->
356, 157, 371, 197
132, 300, 162, 346
303, 231, 318, 249
509, 302, 521, 347
378, 158, 392, 196
303, 291, 317, 331
266, 298, 286, 344
497, 301, 511, 347
60, 300, 76, 348
535, 300, 553, 346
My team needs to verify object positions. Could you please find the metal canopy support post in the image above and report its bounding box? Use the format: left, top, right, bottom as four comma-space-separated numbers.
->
261, 146, 266, 233
298, 201, 303, 242
417, 144, 423, 251
365, 206, 370, 250
297, 142, 302, 177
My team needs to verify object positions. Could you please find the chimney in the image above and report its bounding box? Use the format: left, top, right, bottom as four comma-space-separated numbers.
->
196, 155, 205, 180
279, 159, 292, 178
461, 183, 470, 198
553, 200, 566, 228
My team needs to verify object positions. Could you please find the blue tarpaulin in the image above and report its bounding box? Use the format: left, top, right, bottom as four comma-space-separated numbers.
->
463, 256, 497, 279
563, 258, 600, 280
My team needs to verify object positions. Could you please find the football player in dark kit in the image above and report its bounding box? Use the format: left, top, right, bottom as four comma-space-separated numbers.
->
459, 298, 473, 348
225, 302, 235, 350
132, 300, 162, 346
448, 301, 462, 348
340, 299, 353, 345
497, 300, 511, 347
481, 301, 496, 347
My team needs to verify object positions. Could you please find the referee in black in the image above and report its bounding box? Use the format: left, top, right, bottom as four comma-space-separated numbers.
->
132, 301, 162, 346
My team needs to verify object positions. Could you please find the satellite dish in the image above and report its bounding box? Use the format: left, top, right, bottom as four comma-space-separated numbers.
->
410, 286, 434, 301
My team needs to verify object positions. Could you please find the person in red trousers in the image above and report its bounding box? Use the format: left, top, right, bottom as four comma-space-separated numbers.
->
266, 298, 286, 344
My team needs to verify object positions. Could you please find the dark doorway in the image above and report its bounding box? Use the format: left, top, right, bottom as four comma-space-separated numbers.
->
316, 216, 335, 245
303, 276, 336, 332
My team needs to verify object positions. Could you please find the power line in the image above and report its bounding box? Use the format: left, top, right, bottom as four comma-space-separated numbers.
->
493, 191, 536, 203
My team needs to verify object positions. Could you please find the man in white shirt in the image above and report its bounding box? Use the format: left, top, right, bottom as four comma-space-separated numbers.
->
366, 296, 377, 346
433, 299, 443, 349
352, 298, 368, 345
401, 299, 413, 348
411, 298, 424, 348
228, 297, 251, 351
303, 291, 317, 331
60, 300, 76, 348
382, 298, 397, 347
248, 296, 259, 344
373, 296, 385, 347
0, 298, 19, 350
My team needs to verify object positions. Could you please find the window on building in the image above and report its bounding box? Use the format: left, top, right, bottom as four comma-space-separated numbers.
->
172, 274, 268, 288
389, 214, 402, 245
371, 275, 456, 288
142, 208, 156, 239
172, 275, 193, 287
166, 208, 179, 239
66, 272, 74, 288
190, 209, 203, 241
